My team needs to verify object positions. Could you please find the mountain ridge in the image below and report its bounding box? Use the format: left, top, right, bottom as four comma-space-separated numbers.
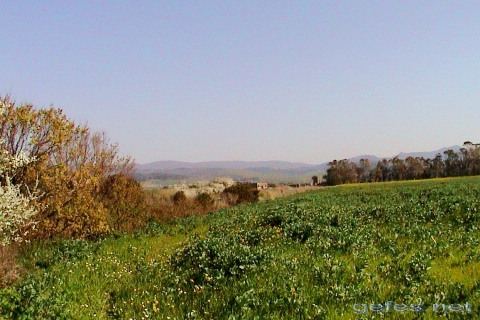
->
136, 145, 462, 172
136, 160, 316, 171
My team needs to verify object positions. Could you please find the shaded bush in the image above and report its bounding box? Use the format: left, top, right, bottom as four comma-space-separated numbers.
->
223, 183, 259, 205
196, 192, 214, 210
98, 174, 147, 233
172, 191, 187, 205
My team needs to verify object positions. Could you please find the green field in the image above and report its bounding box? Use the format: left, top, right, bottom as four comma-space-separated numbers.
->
1, 177, 479, 319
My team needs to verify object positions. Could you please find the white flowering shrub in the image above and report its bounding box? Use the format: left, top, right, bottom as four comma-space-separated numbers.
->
0, 100, 39, 245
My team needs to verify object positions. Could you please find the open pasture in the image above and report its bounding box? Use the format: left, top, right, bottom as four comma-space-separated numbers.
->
1, 177, 479, 319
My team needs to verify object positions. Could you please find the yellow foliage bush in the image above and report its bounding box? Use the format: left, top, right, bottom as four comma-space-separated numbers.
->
98, 173, 147, 234
0, 96, 135, 239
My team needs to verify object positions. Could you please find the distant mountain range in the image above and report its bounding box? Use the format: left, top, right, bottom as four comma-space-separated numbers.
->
134, 145, 462, 184
395, 145, 462, 160
136, 145, 462, 171
136, 160, 315, 171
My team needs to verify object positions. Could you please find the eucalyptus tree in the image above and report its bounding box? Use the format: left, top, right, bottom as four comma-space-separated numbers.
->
357, 158, 371, 183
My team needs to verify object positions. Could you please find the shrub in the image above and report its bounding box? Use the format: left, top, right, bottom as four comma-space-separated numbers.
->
0, 95, 135, 239
223, 183, 259, 205
0, 99, 40, 245
98, 174, 147, 233
196, 192, 214, 210
172, 191, 187, 205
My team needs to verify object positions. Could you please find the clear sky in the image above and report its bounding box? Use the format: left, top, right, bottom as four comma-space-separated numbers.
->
1, 1, 479, 165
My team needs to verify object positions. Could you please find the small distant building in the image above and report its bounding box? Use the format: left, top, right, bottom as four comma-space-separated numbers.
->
256, 182, 268, 190
249, 182, 268, 190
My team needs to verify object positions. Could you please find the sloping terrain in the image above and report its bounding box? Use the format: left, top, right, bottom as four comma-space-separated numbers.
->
1, 176, 478, 319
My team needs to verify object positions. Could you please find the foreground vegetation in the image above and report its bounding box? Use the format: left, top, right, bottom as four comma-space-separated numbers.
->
1, 176, 479, 319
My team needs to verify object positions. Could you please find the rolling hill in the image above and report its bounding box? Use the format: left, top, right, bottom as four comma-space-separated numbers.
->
134, 145, 462, 185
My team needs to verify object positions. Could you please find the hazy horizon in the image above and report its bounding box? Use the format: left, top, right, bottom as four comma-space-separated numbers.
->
2, 2, 478, 164
136, 144, 462, 166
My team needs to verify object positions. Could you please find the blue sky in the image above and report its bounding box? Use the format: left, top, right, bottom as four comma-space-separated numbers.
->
1, 1, 479, 164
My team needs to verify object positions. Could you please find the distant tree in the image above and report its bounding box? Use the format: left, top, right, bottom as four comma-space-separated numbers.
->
420, 157, 432, 179
444, 149, 460, 177
322, 141, 480, 185
379, 159, 392, 181
458, 148, 469, 174
339, 159, 358, 184
370, 163, 383, 182
357, 159, 371, 183
325, 159, 357, 186
404, 157, 422, 180
325, 160, 341, 186
311, 175, 319, 185
461, 141, 480, 175
390, 157, 406, 181
430, 153, 445, 178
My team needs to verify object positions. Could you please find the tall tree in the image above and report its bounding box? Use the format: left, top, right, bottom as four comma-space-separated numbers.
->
431, 153, 445, 178
405, 157, 425, 180
462, 141, 480, 175
325, 160, 342, 186
370, 163, 383, 182
390, 157, 406, 181
325, 159, 357, 185
357, 158, 371, 183
443, 149, 459, 177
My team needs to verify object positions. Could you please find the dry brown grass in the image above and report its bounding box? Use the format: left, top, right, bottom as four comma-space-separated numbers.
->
142, 185, 322, 221
143, 190, 222, 221
259, 185, 321, 200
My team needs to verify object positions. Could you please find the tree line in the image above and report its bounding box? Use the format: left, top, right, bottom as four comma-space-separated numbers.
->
324, 142, 480, 186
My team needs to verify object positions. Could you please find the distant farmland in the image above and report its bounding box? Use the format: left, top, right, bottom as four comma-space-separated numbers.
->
137, 167, 324, 187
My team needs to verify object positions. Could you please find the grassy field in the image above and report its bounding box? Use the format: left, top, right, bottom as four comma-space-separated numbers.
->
1, 177, 479, 319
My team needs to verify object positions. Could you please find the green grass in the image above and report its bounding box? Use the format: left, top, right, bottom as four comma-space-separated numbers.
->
1, 176, 480, 319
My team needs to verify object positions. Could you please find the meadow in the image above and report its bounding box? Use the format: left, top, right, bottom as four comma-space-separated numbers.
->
1, 176, 479, 319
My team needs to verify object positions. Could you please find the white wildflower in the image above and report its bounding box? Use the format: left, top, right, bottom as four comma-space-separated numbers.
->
0, 99, 40, 245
